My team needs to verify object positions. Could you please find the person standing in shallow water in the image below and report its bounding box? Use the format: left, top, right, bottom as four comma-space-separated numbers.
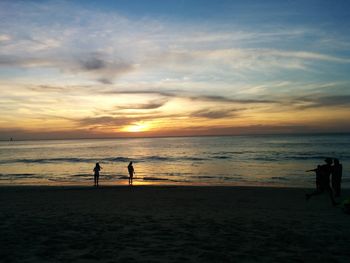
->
93, 162, 102, 187
128, 162, 135, 186
332, 158, 342, 197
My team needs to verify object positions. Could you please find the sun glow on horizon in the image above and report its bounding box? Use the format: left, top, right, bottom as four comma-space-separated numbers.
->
123, 122, 151, 133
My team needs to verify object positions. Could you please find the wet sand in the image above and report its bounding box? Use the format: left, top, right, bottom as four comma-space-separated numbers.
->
0, 186, 349, 262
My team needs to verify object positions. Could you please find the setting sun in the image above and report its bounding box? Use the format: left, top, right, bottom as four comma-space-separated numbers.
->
123, 122, 150, 133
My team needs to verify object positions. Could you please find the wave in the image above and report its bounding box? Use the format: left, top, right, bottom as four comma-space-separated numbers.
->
0, 155, 208, 164
191, 175, 243, 181
253, 157, 278, 162
192, 175, 217, 179
142, 156, 207, 162
160, 172, 193, 177
213, 151, 256, 155
253, 155, 350, 161
270, 176, 289, 181
0, 173, 44, 179
210, 155, 231, 159
181, 157, 207, 161
0, 173, 36, 177
107, 157, 131, 162
280, 155, 350, 161
71, 174, 93, 177
283, 156, 330, 161
143, 177, 170, 181
1, 152, 349, 165
2, 157, 94, 164
0, 157, 132, 164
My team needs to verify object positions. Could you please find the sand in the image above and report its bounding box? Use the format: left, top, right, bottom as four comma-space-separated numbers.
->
0, 186, 349, 262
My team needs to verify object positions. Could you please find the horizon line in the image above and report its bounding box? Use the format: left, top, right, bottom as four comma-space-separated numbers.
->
2, 131, 350, 142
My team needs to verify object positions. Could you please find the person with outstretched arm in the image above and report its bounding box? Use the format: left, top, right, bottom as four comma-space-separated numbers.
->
306, 165, 322, 191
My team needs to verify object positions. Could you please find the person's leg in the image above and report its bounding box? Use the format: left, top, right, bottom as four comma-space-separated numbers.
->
94, 175, 96, 187
306, 189, 323, 200
335, 181, 341, 197
326, 187, 338, 206
332, 179, 338, 196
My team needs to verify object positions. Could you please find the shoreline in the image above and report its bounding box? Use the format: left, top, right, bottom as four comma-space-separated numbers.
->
0, 183, 325, 190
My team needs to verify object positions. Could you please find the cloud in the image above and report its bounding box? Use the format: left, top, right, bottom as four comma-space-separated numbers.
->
116, 99, 168, 110
266, 50, 350, 63
28, 85, 68, 93
97, 78, 113, 85
73, 113, 175, 132
1, 1, 348, 81
193, 95, 276, 104
190, 108, 241, 119
0, 52, 135, 82
77, 116, 134, 127
102, 89, 277, 105
0, 34, 11, 42
79, 57, 106, 71
145, 47, 350, 78
0, 127, 113, 140
73, 53, 135, 82
102, 89, 177, 98
1, 0, 348, 93
295, 95, 350, 109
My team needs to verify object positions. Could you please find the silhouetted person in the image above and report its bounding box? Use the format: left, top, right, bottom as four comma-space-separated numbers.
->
306, 158, 338, 206
93, 162, 102, 187
128, 162, 135, 186
306, 165, 322, 191
332, 158, 342, 197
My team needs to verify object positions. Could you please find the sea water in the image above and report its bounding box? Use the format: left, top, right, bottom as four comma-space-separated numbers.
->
0, 135, 349, 187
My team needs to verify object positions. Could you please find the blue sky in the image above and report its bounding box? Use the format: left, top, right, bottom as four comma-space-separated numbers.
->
0, 0, 350, 139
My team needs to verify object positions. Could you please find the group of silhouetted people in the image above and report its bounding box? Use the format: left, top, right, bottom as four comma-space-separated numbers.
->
306, 158, 343, 206
93, 161, 135, 187
92, 158, 348, 213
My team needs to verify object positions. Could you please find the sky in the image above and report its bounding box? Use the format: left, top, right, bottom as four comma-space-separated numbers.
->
1, 0, 350, 139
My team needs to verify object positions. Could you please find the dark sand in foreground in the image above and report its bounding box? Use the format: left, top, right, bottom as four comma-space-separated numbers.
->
1, 186, 349, 262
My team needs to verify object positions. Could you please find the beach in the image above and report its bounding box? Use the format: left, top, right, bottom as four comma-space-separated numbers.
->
1, 186, 349, 262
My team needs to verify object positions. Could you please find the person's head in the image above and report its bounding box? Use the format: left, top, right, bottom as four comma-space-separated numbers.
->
129, 161, 133, 165
96, 162, 99, 167
334, 158, 339, 165
324, 158, 332, 165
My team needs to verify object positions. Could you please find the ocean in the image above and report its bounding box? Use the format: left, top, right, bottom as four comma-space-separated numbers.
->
0, 134, 349, 187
